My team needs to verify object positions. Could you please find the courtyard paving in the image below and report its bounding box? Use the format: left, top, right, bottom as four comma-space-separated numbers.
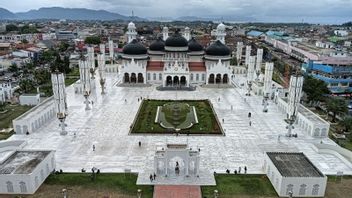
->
7, 74, 352, 177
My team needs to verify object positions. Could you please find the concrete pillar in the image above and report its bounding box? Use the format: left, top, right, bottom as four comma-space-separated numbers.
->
256, 48, 263, 73
236, 42, 243, 66
247, 56, 256, 82
245, 45, 251, 66
287, 74, 304, 118
263, 62, 274, 97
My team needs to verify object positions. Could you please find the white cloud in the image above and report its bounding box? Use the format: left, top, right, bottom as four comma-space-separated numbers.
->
0, 0, 351, 23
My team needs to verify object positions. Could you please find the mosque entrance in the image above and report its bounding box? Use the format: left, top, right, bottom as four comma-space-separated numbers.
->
124, 73, 130, 83
130, 73, 137, 83
137, 73, 144, 83
208, 74, 215, 84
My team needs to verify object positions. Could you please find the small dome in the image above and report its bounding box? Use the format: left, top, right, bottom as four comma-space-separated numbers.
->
122, 39, 147, 55
185, 27, 190, 30
165, 31, 188, 47
149, 37, 165, 51
188, 38, 203, 51
217, 23, 226, 31
163, 26, 168, 31
128, 21, 136, 29
205, 40, 230, 56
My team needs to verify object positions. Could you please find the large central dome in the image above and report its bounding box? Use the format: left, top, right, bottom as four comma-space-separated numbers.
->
165, 31, 188, 47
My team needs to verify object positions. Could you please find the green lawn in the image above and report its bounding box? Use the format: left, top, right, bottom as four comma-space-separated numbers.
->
44, 173, 153, 197
0, 105, 32, 131
131, 99, 222, 135
202, 174, 277, 197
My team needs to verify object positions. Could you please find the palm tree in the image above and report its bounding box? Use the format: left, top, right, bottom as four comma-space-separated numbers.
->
326, 97, 348, 122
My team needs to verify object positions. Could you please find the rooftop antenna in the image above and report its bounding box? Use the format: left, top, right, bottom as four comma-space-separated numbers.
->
132, 10, 134, 18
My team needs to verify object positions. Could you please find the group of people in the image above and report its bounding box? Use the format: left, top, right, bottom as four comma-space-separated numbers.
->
226, 166, 247, 174
149, 173, 157, 182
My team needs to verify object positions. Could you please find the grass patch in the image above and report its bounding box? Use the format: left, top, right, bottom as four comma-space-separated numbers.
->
0, 131, 15, 140
131, 99, 222, 135
65, 77, 79, 86
0, 105, 32, 131
201, 174, 277, 197
44, 173, 153, 197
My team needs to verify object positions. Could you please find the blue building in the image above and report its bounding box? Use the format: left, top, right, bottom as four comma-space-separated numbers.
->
302, 59, 352, 93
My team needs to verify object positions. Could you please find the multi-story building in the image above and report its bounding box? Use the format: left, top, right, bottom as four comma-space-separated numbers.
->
302, 56, 352, 93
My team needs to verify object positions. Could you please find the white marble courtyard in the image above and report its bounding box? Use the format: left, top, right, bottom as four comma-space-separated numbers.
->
8, 74, 352, 176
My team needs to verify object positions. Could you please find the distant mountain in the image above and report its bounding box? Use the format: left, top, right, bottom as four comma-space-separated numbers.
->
176, 15, 257, 23
176, 16, 210, 21
0, 8, 16, 19
0, 7, 145, 21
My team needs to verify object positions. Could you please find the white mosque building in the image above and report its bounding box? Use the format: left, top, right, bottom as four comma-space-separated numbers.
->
120, 22, 233, 87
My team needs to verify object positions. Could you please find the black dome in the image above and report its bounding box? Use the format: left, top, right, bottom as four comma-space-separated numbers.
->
188, 38, 203, 51
122, 39, 147, 55
205, 40, 230, 56
149, 37, 165, 51
165, 31, 188, 47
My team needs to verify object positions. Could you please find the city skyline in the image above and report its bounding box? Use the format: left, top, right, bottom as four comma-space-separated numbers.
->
0, 0, 351, 24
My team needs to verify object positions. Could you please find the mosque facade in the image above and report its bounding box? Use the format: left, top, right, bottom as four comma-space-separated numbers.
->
120, 22, 233, 87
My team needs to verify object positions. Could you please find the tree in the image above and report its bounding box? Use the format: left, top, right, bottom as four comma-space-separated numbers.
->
6, 24, 18, 32
19, 79, 36, 94
326, 97, 348, 122
59, 42, 70, 52
34, 68, 50, 85
85, 36, 101, 45
8, 63, 19, 73
230, 57, 237, 65
340, 116, 352, 133
303, 75, 330, 105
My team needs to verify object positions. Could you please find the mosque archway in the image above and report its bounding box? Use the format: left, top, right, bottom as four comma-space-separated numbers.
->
180, 76, 186, 86
173, 76, 180, 86
223, 74, 228, 84
216, 74, 222, 84
137, 73, 144, 83
166, 76, 172, 86
124, 73, 130, 83
208, 74, 215, 84
131, 73, 137, 83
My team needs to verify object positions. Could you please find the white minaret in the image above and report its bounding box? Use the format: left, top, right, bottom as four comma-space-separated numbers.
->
183, 27, 191, 41
288, 73, 304, 119
263, 62, 274, 96
79, 59, 92, 110
87, 46, 95, 68
51, 72, 68, 135
263, 62, 274, 112
245, 45, 251, 66
99, 43, 105, 55
216, 23, 226, 44
246, 56, 256, 96
127, 21, 137, 43
97, 53, 106, 94
162, 26, 169, 41
287, 73, 304, 136
256, 48, 263, 74
236, 42, 243, 66
247, 56, 256, 81
108, 40, 114, 62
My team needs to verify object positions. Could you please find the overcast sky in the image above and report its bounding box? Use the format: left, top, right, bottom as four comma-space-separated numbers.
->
0, 0, 351, 23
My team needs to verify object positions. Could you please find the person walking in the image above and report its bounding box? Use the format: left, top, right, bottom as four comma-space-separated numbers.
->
149, 174, 153, 182
92, 144, 95, 151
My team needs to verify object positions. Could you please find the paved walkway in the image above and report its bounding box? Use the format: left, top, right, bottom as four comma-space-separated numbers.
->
153, 185, 201, 198
7, 74, 352, 175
